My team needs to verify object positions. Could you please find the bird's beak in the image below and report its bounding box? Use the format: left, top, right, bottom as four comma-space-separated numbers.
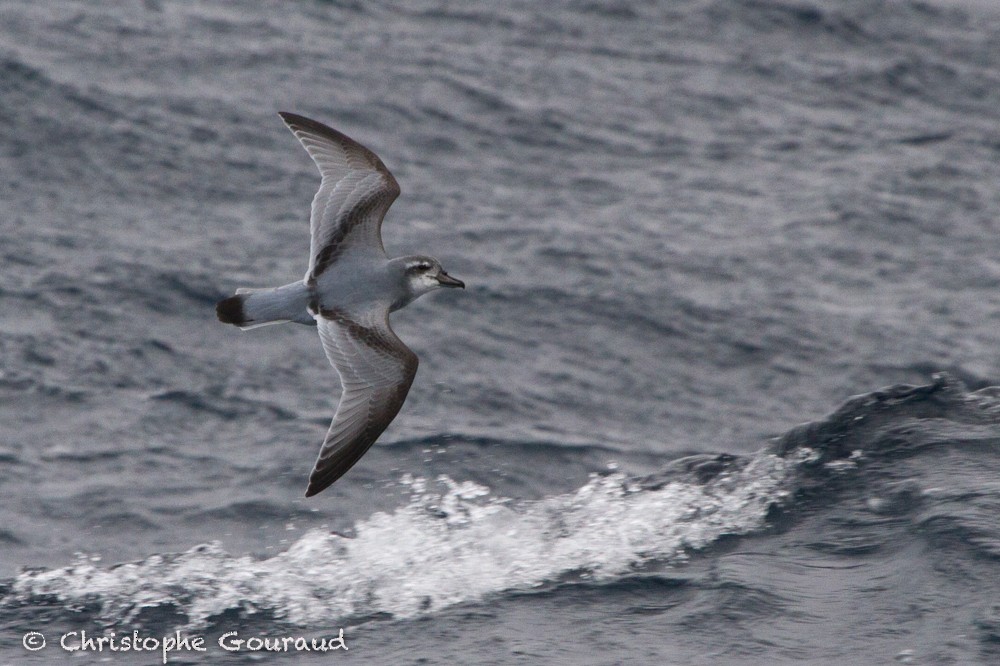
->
437, 272, 465, 289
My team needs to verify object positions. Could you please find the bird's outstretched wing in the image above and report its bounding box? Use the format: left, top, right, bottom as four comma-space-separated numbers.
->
306, 305, 418, 496
278, 112, 401, 280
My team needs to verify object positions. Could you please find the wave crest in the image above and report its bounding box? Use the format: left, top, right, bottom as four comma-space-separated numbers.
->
7, 451, 803, 627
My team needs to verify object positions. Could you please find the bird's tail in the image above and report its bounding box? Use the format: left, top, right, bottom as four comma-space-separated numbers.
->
216, 281, 315, 329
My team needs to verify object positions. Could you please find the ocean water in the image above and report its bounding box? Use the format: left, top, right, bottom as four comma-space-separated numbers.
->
2, 0, 1000, 663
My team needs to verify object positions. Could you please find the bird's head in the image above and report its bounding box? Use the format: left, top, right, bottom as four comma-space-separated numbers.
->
395, 255, 464, 305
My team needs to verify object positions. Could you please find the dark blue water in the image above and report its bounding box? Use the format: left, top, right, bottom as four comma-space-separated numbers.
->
3, 1, 1000, 663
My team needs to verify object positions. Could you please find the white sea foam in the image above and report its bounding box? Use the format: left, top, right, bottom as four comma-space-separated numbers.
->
10, 450, 806, 627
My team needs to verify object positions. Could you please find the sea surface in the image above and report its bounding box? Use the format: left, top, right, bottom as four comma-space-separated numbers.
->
2, 0, 1000, 664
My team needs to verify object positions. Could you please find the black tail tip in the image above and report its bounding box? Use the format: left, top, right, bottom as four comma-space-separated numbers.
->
216, 295, 246, 326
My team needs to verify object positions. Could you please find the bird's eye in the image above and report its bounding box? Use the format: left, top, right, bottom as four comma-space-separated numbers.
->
408, 262, 432, 274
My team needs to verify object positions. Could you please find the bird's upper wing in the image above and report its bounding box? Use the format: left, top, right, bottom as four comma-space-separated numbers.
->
279, 112, 401, 280
306, 305, 418, 496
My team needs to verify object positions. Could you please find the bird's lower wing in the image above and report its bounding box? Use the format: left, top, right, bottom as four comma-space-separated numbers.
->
306, 306, 418, 497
